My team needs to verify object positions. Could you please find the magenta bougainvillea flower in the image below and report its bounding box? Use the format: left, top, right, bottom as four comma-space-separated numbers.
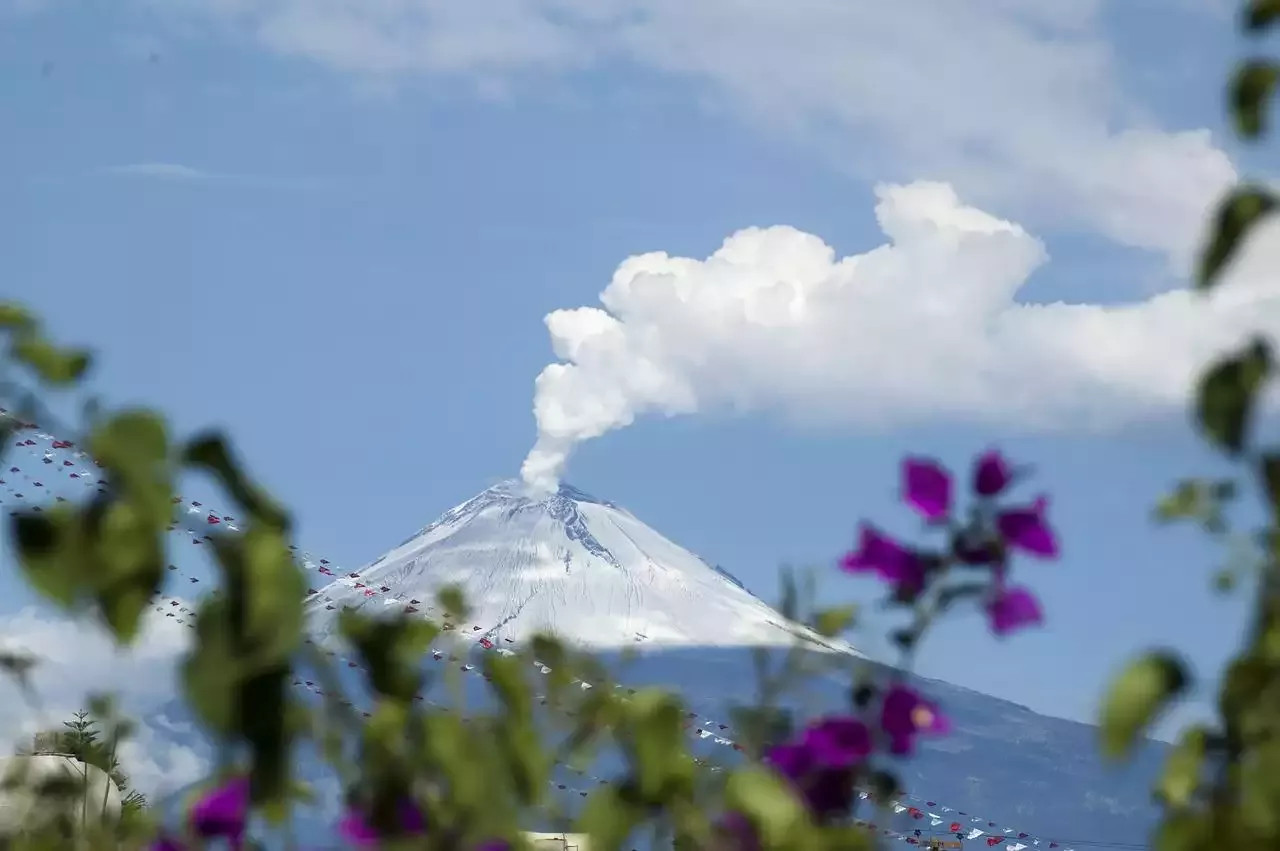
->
147, 837, 185, 851
996, 496, 1058, 558
764, 730, 860, 819
972, 450, 1013, 497
902, 457, 952, 521
337, 798, 428, 848
840, 525, 927, 596
475, 840, 513, 851
880, 685, 950, 756
801, 716, 873, 768
718, 811, 763, 851
985, 585, 1043, 636
189, 776, 250, 849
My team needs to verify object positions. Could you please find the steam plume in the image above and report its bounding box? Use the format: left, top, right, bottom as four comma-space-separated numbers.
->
521, 180, 1278, 492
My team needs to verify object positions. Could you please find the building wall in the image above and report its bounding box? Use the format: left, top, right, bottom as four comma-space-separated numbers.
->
522, 831, 591, 851
0, 754, 122, 837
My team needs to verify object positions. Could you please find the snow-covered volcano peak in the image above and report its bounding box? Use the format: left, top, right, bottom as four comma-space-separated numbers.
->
307, 480, 861, 654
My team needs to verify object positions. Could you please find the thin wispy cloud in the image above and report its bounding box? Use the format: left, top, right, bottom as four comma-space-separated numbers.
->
107, 162, 217, 180
103, 162, 334, 190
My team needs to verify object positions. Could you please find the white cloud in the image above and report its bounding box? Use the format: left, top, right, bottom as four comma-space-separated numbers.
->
103, 162, 335, 191
126, 0, 1235, 263
521, 180, 1280, 491
0, 605, 210, 797
106, 163, 218, 181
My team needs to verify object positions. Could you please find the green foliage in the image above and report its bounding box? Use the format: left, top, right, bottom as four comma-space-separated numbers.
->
1245, 0, 1280, 32
8, 6, 1280, 850
1195, 337, 1271, 455
1156, 726, 1211, 809
1197, 186, 1276, 289
1230, 60, 1280, 139
1098, 652, 1189, 761
724, 768, 809, 849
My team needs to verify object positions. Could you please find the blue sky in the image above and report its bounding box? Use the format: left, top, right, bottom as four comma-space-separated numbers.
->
0, 0, 1275, 786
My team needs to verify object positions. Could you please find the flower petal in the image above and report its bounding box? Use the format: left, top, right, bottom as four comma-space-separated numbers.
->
841, 525, 926, 595
189, 777, 249, 843
338, 812, 380, 848
764, 742, 813, 782
972, 450, 1012, 497
148, 837, 187, 851
802, 716, 872, 768
879, 685, 948, 756
903, 457, 952, 521
996, 498, 1058, 558
986, 586, 1043, 636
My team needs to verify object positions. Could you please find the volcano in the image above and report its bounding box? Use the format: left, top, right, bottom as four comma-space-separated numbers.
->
166, 479, 1164, 848
306, 479, 858, 654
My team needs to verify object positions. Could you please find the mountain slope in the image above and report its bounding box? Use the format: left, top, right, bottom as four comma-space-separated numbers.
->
153, 479, 1164, 848
306, 480, 857, 653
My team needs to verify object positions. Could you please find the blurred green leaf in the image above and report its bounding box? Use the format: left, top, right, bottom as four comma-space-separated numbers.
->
239, 665, 292, 814
1099, 651, 1189, 761
578, 785, 643, 851
1195, 338, 1271, 456
486, 651, 532, 718
1155, 480, 1209, 523
725, 767, 807, 848
812, 605, 857, 638
12, 496, 165, 643
1260, 453, 1280, 522
1219, 656, 1269, 724
183, 432, 288, 533
1238, 736, 1280, 835
10, 335, 92, 386
340, 610, 437, 703
729, 706, 793, 758
1212, 567, 1239, 593
11, 507, 82, 607
96, 498, 166, 642
866, 768, 901, 803
437, 584, 469, 622
1231, 60, 1280, 139
0, 649, 36, 685
1157, 725, 1211, 808
625, 689, 694, 803
1245, 0, 1280, 32
181, 596, 239, 734
779, 567, 799, 621
88, 409, 173, 524
818, 825, 875, 851
1198, 186, 1277, 289
239, 527, 305, 666
0, 302, 36, 332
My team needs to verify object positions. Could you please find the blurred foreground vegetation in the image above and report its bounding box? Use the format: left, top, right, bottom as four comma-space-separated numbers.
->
5, 2, 1280, 849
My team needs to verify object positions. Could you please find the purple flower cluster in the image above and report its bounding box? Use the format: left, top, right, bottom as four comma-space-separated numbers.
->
149, 775, 506, 851
337, 797, 428, 848
757, 684, 949, 819
150, 776, 251, 851
722, 449, 1060, 841
841, 450, 1058, 637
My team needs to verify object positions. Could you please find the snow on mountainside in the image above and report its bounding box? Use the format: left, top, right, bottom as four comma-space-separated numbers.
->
307, 479, 859, 654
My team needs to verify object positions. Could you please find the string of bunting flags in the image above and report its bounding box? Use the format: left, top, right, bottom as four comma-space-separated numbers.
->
0, 412, 1075, 850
